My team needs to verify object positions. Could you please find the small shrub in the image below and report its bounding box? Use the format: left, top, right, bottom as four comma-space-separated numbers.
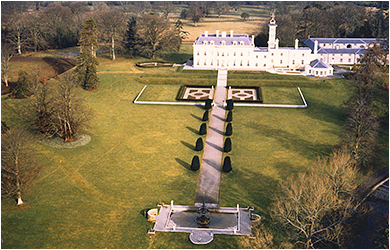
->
191, 155, 200, 171
223, 156, 232, 173
205, 99, 212, 110
226, 111, 233, 122
195, 138, 203, 151
202, 110, 209, 121
225, 123, 233, 136
224, 138, 232, 152
199, 123, 207, 135
226, 99, 234, 111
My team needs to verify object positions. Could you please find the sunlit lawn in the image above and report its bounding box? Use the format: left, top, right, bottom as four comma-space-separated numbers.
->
3, 48, 384, 248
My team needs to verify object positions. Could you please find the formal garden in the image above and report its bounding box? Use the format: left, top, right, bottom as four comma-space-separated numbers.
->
1, 42, 388, 248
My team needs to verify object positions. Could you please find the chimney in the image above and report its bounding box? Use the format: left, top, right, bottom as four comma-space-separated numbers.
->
205, 31, 208, 37
276, 38, 279, 49
295, 39, 299, 49
252, 35, 255, 46
230, 30, 233, 37
314, 40, 318, 54
222, 31, 226, 37
216, 30, 219, 37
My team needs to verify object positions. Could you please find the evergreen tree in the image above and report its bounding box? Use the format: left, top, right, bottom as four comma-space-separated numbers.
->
76, 17, 99, 91
12, 71, 31, 99
226, 99, 234, 111
226, 110, 233, 122
224, 138, 232, 152
225, 123, 233, 136
205, 99, 212, 110
202, 110, 209, 121
191, 155, 200, 171
223, 156, 232, 173
195, 138, 204, 151
124, 16, 141, 56
199, 123, 207, 135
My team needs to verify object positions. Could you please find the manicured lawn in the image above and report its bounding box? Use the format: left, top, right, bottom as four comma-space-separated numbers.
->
2, 52, 386, 248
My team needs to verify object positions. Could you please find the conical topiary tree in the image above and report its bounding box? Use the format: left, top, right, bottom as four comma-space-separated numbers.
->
225, 123, 233, 136
226, 110, 233, 122
205, 99, 212, 110
226, 99, 234, 111
223, 156, 232, 173
199, 123, 207, 135
202, 110, 209, 121
195, 137, 204, 151
191, 155, 200, 171
224, 138, 232, 152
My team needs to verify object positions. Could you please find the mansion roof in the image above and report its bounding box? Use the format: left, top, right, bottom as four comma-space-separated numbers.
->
309, 59, 332, 69
194, 34, 252, 46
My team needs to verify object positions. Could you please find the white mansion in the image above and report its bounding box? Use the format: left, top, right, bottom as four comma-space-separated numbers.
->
192, 14, 378, 77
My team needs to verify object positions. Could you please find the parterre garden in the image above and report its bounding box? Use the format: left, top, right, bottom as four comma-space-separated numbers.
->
1, 45, 387, 248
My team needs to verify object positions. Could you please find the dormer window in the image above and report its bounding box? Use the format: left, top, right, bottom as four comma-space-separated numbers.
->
210, 41, 214, 45
203, 41, 208, 45
233, 41, 237, 46
221, 41, 226, 46
240, 41, 244, 45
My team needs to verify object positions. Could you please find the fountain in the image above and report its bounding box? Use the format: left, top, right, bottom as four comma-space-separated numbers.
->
195, 203, 211, 227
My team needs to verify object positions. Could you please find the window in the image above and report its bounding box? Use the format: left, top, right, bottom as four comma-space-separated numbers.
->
264, 55, 267, 59
323, 43, 326, 47
240, 52, 243, 56
320, 71, 323, 75
210, 41, 214, 45
204, 61, 206, 65
302, 53, 305, 57
197, 60, 200, 65
256, 55, 258, 59
336, 45, 340, 50
348, 58, 351, 63
240, 41, 244, 45
271, 59, 274, 63
233, 60, 236, 66
271, 53, 274, 56
217, 52, 219, 56
340, 58, 343, 62
204, 51, 207, 56
256, 63, 258, 67
217, 60, 219, 66
264, 64, 266, 67
240, 60, 243, 66
197, 51, 200, 55
316, 71, 318, 75
301, 60, 304, 64
227, 53, 229, 56
233, 41, 237, 46
247, 61, 250, 66
234, 52, 236, 56
281, 53, 283, 56
203, 41, 207, 45
211, 60, 213, 66
309, 70, 312, 74
280, 60, 283, 64
292, 60, 295, 65
222, 52, 224, 56
221, 41, 226, 46
329, 70, 332, 74
347, 44, 352, 48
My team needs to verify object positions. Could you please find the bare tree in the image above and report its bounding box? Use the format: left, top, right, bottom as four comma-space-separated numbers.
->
272, 149, 360, 248
24, 11, 53, 52
214, 2, 230, 18
187, 2, 205, 26
1, 128, 41, 205
136, 13, 179, 59
340, 98, 380, 168
51, 72, 93, 142
1, 44, 14, 87
154, 1, 176, 21
133, 1, 152, 15
5, 12, 28, 54
95, 9, 127, 60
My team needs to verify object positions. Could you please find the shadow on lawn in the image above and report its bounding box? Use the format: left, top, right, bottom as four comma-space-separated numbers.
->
186, 126, 199, 135
305, 96, 347, 127
175, 158, 191, 170
246, 122, 333, 159
180, 140, 195, 151
190, 113, 202, 121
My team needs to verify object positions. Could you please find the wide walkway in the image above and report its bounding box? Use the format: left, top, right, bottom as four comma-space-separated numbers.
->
194, 70, 227, 207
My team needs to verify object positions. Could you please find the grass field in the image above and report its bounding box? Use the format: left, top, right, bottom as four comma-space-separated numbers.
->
1, 45, 387, 248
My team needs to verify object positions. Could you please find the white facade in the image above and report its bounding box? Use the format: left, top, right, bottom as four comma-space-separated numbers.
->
192, 15, 379, 77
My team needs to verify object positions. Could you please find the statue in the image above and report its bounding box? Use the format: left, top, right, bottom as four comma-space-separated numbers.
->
196, 203, 211, 226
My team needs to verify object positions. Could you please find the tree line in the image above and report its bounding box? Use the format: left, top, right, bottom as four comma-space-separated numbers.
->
255, 2, 389, 47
